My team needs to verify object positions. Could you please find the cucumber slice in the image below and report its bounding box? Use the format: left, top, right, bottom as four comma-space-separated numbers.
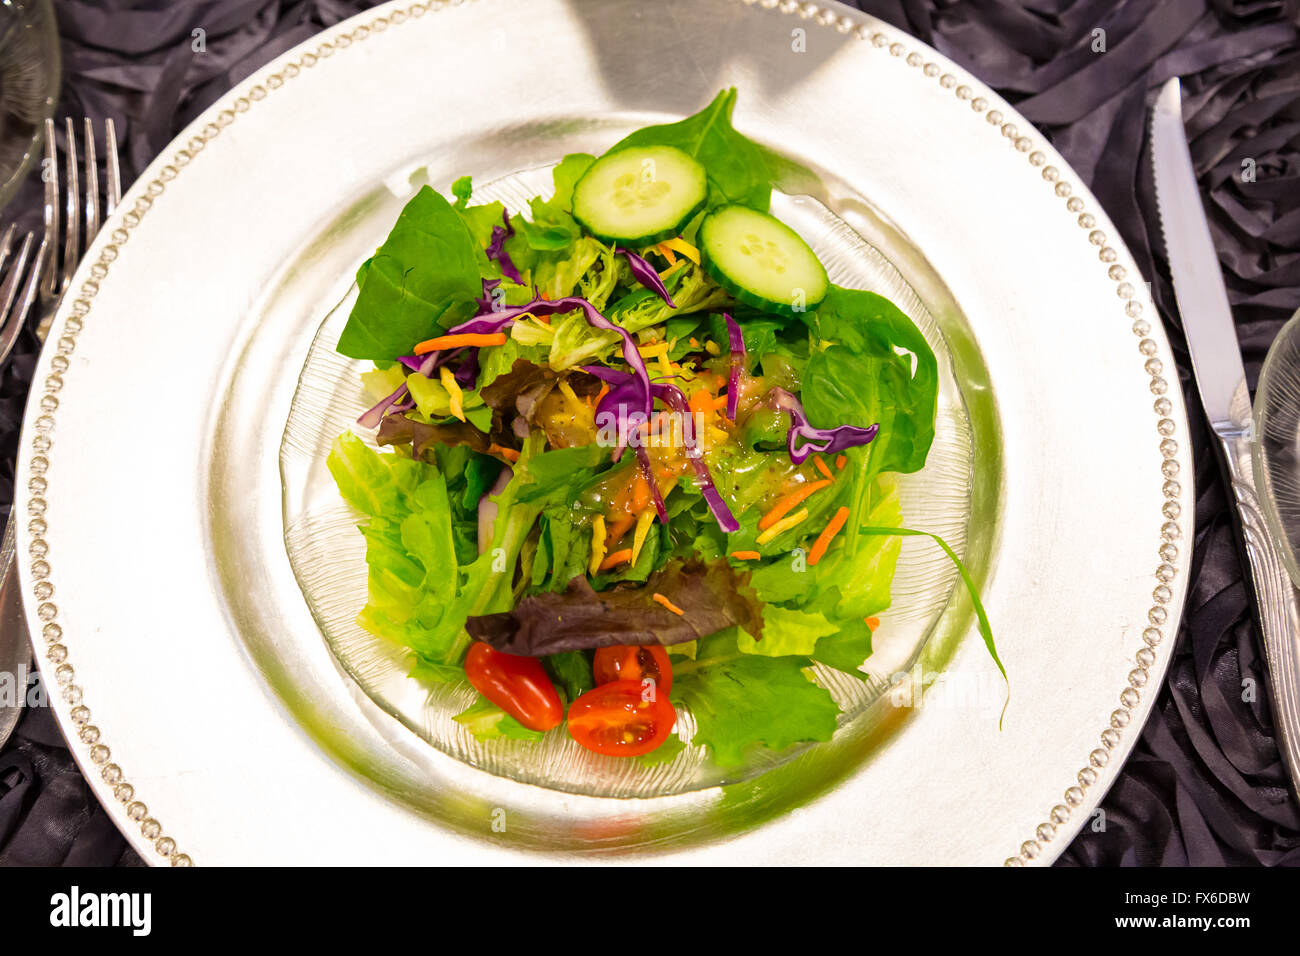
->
699, 205, 828, 316
571, 146, 708, 245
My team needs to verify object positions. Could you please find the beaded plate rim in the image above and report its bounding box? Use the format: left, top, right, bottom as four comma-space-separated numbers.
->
16, 0, 1192, 866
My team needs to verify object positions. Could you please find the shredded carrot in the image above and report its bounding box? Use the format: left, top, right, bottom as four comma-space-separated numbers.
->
412, 332, 507, 355
758, 480, 833, 531
807, 506, 850, 566
536, 288, 551, 301
813, 454, 835, 481
730, 550, 761, 561
689, 389, 714, 418
652, 592, 685, 616
712, 394, 730, 411
653, 243, 677, 267
599, 549, 633, 571
835, 454, 847, 470
865, 616, 880, 631
607, 513, 635, 546
689, 336, 700, 348
488, 443, 520, 463
632, 475, 652, 512
755, 507, 809, 545
595, 382, 610, 406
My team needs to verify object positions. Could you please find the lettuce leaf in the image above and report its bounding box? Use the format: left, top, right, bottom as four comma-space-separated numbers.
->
465, 558, 765, 655
736, 606, 838, 657
337, 186, 490, 360
506, 153, 595, 271
328, 432, 468, 662
454, 695, 545, 742
330, 430, 561, 670
671, 628, 839, 767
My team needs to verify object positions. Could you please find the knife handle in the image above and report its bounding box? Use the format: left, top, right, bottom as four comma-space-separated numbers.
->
1221, 431, 1300, 797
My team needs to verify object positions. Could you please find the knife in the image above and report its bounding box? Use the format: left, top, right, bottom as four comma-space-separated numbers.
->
1152, 76, 1300, 798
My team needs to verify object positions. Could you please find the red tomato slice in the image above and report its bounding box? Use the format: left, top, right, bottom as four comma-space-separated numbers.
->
567, 679, 676, 757
464, 642, 563, 732
592, 644, 673, 695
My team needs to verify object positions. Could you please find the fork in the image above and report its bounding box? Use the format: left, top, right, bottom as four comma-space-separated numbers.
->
38, 116, 122, 336
0, 223, 42, 368
0, 117, 123, 750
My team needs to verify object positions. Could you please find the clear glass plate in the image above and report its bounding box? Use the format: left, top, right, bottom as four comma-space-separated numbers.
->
280, 164, 975, 798
0, 0, 58, 211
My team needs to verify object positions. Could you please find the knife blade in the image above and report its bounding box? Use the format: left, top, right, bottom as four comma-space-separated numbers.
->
1152, 76, 1300, 799
1151, 77, 1252, 434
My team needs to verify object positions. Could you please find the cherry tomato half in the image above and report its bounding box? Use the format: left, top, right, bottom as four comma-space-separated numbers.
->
567, 679, 676, 757
593, 644, 673, 695
464, 642, 563, 732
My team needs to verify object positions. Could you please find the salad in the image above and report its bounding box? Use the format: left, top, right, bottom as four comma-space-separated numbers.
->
327, 89, 999, 766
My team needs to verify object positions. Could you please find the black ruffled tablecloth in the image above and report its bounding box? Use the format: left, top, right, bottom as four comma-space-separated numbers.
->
1, 0, 1297, 867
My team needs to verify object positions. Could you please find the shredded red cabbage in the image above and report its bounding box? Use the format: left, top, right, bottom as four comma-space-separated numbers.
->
363, 297, 655, 449
651, 381, 740, 533
358, 381, 409, 428
767, 387, 879, 464
724, 312, 743, 422
616, 247, 675, 307
486, 211, 524, 285
582, 364, 646, 459
453, 294, 652, 414
584, 363, 737, 532
475, 277, 502, 313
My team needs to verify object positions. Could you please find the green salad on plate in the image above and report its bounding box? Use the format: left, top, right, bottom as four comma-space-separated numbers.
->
326, 89, 999, 766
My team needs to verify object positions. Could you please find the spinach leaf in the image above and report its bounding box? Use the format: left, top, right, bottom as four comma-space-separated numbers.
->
805, 285, 937, 477
544, 651, 595, 702
337, 186, 490, 360
606, 88, 773, 211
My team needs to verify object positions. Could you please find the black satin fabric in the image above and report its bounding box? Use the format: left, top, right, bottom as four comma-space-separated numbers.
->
1, 0, 1298, 867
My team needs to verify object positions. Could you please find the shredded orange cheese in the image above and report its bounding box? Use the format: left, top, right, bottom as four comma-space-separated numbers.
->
755, 507, 809, 545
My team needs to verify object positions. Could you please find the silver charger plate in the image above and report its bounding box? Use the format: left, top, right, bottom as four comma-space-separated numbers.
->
16, 0, 1193, 865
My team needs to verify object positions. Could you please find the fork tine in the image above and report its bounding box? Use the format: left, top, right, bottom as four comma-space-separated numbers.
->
0, 232, 34, 336
60, 117, 80, 297
83, 118, 99, 247
105, 118, 121, 214
0, 223, 16, 275
38, 118, 58, 302
0, 234, 42, 367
